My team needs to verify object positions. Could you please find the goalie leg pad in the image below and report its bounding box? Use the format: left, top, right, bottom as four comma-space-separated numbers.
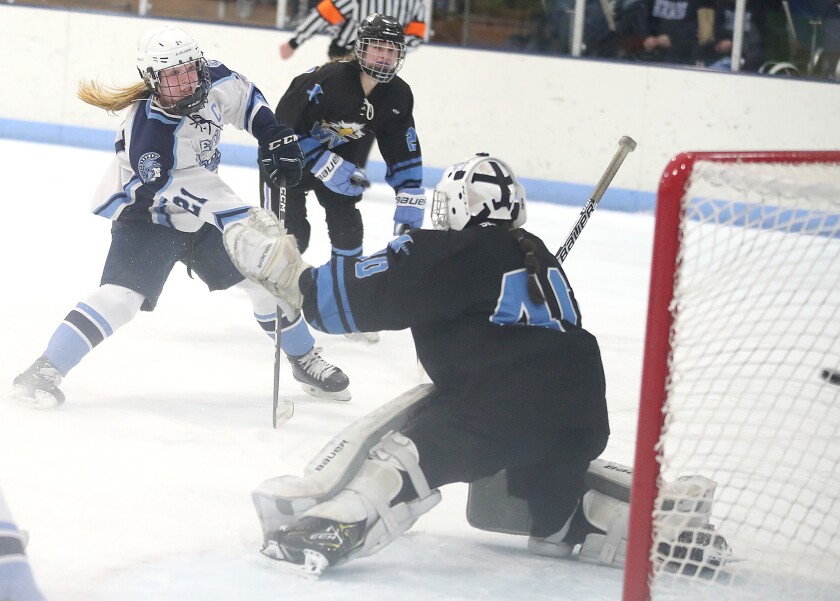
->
304, 431, 439, 534
467, 457, 634, 537
577, 489, 629, 567
656, 475, 717, 542
252, 384, 435, 535
266, 432, 441, 569
319, 432, 441, 563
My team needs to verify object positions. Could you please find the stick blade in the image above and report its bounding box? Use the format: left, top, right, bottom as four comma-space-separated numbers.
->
273, 397, 295, 428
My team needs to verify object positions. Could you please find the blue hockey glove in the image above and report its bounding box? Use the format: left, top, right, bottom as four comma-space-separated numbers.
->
393, 188, 426, 234
311, 151, 369, 197
258, 126, 304, 188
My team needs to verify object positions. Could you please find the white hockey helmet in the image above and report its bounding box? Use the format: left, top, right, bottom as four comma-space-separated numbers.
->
136, 25, 210, 115
431, 154, 527, 231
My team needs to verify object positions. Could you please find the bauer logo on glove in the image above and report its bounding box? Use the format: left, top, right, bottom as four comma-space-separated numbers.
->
311, 151, 369, 197
393, 188, 426, 234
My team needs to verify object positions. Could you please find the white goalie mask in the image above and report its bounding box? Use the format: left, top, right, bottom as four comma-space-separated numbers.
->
431, 154, 527, 231
136, 25, 210, 116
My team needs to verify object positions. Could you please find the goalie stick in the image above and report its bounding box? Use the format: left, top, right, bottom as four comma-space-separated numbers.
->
555, 136, 637, 263
260, 172, 295, 428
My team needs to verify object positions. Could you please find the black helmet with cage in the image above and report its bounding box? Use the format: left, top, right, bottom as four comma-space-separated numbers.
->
354, 14, 407, 83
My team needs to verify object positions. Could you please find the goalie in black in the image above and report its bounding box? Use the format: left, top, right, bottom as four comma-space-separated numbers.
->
228, 153, 736, 576
228, 153, 610, 573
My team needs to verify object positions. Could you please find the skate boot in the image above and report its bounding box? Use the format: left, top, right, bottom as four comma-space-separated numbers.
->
12, 356, 65, 408
287, 347, 351, 401
262, 516, 367, 576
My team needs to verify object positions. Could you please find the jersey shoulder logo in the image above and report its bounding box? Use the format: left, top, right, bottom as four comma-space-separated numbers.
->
137, 152, 162, 183
307, 84, 324, 104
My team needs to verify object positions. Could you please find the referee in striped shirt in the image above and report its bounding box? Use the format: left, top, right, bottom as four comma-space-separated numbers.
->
279, 0, 428, 60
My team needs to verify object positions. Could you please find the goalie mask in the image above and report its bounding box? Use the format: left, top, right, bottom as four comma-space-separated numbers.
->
431, 154, 527, 231
136, 25, 211, 116
355, 14, 406, 83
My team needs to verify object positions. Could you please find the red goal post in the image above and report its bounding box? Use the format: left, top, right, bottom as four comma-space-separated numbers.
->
623, 151, 840, 601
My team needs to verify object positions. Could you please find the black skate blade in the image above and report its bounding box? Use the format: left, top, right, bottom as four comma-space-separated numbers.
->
261, 549, 329, 579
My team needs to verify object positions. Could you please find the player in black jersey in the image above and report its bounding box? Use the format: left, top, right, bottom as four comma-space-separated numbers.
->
264, 14, 424, 261
227, 154, 610, 573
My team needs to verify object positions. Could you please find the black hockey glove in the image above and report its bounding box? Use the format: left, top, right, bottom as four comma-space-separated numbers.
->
258, 126, 304, 188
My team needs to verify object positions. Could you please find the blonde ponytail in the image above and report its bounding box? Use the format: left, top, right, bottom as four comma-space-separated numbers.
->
77, 80, 150, 114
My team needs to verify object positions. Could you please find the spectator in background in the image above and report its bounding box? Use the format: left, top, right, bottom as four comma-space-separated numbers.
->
696, 0, 769, 71
509, 0, 649, 60
811, 0, 840, 77
640, 0, 716, 64
584, 0, 651, 58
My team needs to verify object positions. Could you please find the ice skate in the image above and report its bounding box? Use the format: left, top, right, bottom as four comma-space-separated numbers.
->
287, 347, 351, 401
343, 331, 380, 343
261, 516, 366, 576
12, 356, 65, 408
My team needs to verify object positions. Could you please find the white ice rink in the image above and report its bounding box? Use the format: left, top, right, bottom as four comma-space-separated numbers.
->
0, 138, 657, 600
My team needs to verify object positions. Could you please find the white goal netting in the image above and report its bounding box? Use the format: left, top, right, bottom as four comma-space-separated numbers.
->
646, 156, 840, 601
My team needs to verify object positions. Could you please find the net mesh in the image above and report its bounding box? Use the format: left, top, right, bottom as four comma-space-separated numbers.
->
650, 159, 840, 601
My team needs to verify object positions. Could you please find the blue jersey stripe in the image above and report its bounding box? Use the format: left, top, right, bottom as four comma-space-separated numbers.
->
315, 266, 347, 333
335, 257, 359, 332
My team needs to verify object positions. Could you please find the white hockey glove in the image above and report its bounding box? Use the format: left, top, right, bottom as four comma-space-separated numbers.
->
223, 208, 311, 310
393, 188, 426, 235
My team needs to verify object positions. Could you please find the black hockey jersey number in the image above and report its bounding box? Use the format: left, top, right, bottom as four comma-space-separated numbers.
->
490, 268, 578, 331
172, 188, 209, 216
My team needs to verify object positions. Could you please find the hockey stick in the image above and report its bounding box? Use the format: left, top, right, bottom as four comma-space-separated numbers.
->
555, 136, 637, 263
260, 172, 295, 428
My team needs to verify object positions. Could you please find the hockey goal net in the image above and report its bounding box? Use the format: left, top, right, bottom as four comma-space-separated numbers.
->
623, 151, 840, 601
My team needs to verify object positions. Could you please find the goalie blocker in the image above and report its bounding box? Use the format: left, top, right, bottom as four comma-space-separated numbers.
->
253, 385, 733, 575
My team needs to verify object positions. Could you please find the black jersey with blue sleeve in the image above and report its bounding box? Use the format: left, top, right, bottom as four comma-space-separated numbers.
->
298, 224, 609, 430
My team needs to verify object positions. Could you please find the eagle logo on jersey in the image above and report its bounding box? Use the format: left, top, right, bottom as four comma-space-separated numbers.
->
137, 152, 162, 183
309, 120, 366, 150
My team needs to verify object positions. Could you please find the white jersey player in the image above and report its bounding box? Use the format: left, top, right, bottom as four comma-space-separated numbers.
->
12, 25, 350, 408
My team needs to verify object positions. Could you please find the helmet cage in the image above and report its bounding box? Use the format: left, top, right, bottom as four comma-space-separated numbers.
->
354, 14, 407, 83
141, 58, 211, 116
136, 25, 211, 116
431, 155, 527, 231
